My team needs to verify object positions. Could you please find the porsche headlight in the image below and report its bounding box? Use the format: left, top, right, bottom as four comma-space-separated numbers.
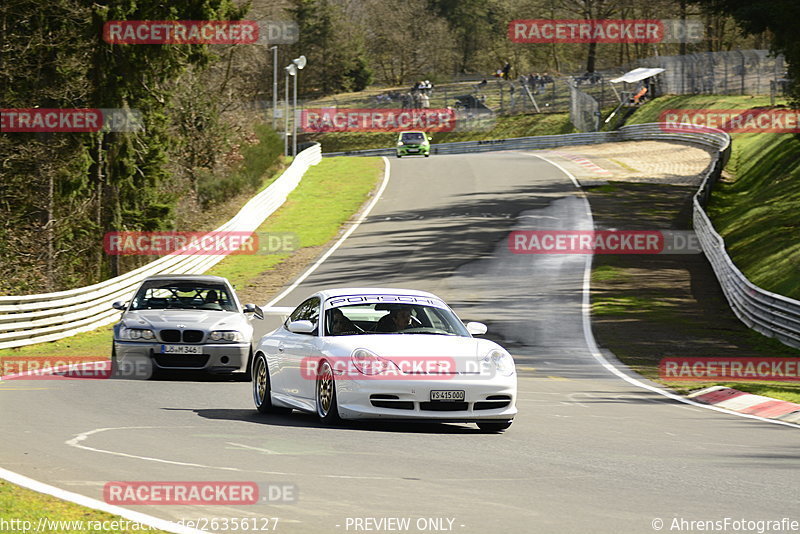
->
483, 349, 515, 377
397, 141, 404, 146
351, 348, 399, 375
209, 330, 245, 342
118, 327, 155, 341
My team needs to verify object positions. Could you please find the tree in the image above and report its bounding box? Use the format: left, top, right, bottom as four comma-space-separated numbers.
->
286, 0, 372, 94
363, 0, 456, 85
691, 0, 800, 101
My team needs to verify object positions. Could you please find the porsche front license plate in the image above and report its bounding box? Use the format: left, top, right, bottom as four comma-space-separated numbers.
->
161, 345, 202, 355
430, 390, 465, 401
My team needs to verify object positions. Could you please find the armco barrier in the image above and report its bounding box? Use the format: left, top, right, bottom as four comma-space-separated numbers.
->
0, 144, 322, 349
327, 123, 800, 350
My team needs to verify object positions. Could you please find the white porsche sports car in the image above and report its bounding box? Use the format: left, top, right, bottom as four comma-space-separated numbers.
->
252, 288, 517, 432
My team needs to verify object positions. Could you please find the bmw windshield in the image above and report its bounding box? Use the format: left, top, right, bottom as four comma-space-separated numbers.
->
129, 281, 237, 311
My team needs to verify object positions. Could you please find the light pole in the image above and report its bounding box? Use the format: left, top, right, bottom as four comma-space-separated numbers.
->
284, 64, 296, 157
291, 55, 306, 156
270, 46, 278, 130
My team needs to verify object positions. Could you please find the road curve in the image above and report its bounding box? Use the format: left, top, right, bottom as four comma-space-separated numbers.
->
1, 151, 798, 534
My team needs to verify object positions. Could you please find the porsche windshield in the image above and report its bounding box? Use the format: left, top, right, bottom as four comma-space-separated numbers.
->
129, 281, 236, 311
325, 301, 469, 337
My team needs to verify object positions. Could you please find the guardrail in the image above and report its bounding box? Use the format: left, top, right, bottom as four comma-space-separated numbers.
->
327, 123, 800, 350
0, 144, 322, 350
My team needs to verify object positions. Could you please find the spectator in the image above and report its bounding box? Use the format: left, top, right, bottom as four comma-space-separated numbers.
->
502, 61, 511, 80
633, 85, 648, 104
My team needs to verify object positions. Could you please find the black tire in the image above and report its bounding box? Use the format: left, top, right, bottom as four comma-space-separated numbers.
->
253, 353, 292, 414
424, 153, 429, 157
476, 420, 513, 433
241, 348, 254, 381
148, 350, 163, 380
316, 360, 341, 424
396, 154, 402, 158
110, 345, 119, 378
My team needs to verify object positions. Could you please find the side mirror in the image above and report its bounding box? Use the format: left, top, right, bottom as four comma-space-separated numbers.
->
243, 303, 264, 320
288, 320, 315, 334
466, 321, 487, 335
112, 301, 128, 311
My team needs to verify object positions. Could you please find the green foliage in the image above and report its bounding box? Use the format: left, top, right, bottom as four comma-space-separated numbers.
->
197, 124, 283, 208
628, 95, 800, 300
690, 0, 800, 103
286, 0, 374, 94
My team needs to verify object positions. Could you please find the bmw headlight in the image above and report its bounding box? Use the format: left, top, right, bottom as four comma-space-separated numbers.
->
351, 348, 399, 375
483, 349, 515, 377
118, 327, 155, 341
209, 330, 245, 342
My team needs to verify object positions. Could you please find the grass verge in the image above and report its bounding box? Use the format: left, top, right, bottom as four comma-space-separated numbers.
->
0, 480, 170, 533
587, 171, 800, 402
626, 94, 800, 300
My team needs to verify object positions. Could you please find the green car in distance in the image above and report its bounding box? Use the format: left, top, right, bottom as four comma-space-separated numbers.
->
396, 130, 432, 158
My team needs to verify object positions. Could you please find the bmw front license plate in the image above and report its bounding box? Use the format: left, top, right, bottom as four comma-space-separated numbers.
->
430, 390, 465, 401
161, 345, 202, 355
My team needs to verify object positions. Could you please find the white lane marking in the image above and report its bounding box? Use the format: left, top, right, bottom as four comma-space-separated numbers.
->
0, 467, 205, 534
531, 153, 800, 430
65, 426, 283, 473
264, 156, 392, 307
226, 442, 281, 455
66, 426, 506, 481
522, 152, 581, 188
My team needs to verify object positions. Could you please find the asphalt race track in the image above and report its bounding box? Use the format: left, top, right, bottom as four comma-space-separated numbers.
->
1, 152, 798, 534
